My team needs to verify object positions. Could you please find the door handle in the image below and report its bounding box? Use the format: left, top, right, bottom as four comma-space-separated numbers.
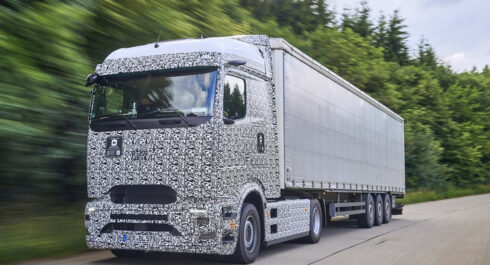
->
257, 133, 265, 153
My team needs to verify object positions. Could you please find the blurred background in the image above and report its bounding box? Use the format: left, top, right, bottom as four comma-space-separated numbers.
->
0, 0, 488, 264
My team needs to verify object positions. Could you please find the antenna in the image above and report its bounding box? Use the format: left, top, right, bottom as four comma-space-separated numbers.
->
154, 31, 161, 48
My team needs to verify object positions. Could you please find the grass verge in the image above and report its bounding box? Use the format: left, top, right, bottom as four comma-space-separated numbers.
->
399, 183, 490, 204
0, 206, 87, 265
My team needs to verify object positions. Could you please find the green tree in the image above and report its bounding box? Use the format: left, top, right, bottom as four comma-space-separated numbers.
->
404, 120, 447, 190
312, 0, 335, 27
350, 1, 373, 38
373, 13, 387, 48
384, 10, 409, 65
415, 37, 437, 69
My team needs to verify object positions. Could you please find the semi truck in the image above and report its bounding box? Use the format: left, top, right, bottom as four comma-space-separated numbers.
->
84, 35, 405, 264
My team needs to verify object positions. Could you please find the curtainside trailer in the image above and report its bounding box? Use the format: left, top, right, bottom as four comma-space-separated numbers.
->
84, 35, 405, 264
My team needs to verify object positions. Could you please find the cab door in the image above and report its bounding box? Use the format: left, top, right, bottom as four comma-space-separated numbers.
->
217, 69, 280, 198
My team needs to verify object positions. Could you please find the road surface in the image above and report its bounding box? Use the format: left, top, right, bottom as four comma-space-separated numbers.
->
23, 194, 490, 265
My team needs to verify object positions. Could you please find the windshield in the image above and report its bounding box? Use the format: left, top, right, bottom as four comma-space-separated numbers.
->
91, 68, 217, 121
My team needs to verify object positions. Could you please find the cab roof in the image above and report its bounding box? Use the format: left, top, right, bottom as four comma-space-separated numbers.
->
104, 36, 264, 64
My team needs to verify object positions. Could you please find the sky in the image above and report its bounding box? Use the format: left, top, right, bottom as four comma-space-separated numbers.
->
329, 0, 490, 72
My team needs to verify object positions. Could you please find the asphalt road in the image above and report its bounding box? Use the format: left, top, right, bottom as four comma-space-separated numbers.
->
24, 194, 490, 265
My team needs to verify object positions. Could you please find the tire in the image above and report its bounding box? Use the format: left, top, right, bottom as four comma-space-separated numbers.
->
111, 249, 145, 258
304, 199, 322, 243
357, 193, 375, 228
232, 203, 261, 264
374, 194, 383, 226
383, 194, 392, 223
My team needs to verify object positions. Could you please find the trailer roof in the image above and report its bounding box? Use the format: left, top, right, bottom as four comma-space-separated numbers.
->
270, 38, 404, 123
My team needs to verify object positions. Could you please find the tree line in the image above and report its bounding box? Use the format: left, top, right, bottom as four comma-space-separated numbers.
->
1, 0, 488, 207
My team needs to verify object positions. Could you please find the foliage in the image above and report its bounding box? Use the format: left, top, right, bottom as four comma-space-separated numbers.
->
340, 1, 373, 38
399, 184, 490, 204
1, 0, 489, 224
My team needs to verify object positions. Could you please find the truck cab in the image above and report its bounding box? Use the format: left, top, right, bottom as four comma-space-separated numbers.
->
85, 35, 281, 262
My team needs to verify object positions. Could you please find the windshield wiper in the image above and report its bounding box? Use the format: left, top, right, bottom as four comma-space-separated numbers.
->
92, 114, 137, 129
138, 108, 195, 127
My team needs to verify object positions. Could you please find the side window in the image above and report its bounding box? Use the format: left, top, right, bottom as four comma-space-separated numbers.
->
223, 75, 246, 120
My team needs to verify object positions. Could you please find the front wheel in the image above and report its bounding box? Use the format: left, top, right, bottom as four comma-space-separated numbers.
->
232, 203, 261, 264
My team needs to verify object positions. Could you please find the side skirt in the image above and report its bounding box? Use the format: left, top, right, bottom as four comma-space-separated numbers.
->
265, 232, 310, 247
263, 199, 310, 247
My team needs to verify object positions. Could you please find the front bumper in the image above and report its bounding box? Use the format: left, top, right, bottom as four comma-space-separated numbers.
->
85, 198, 239, 255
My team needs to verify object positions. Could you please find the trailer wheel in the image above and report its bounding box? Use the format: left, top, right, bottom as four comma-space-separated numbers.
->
382, 194, 392, 223
304, 199, 322, 243
374, 194, 383, 226
357, 194, 375, 228
232, 203, 261, 264
111, 249, 145, 258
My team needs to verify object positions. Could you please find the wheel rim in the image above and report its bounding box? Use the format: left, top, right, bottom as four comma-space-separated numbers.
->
312, 207, 321, 235
385, 198, 391, 218
244, 216, 257, 252
378, 201, 382, 220
369, 201, 374, 223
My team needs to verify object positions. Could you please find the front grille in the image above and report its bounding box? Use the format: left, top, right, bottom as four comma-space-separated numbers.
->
110, 185, 177, 204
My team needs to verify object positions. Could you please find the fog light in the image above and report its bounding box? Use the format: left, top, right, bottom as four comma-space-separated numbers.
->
199, 232, 216, 240
196, 217, 209, 226
222, 232, 234, 243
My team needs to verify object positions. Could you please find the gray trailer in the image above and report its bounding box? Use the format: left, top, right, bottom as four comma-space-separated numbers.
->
84, 35, 405, 264
271, 38, 405, 193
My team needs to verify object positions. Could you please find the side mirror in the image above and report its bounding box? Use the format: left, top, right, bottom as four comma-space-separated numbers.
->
226, 60, 247, 67
85, 73, 100, 87
223, 117, 235, 125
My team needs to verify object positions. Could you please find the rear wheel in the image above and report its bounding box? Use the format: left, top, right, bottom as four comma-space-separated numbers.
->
232, 203, 261, 264
357, 194, 375, 228
374, 194, 383, 226
110, 249, 145, 258
383, 194, 392, 223
304, 199, 322, 243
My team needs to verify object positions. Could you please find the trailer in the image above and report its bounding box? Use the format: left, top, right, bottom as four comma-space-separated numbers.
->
84, 35, 405, 263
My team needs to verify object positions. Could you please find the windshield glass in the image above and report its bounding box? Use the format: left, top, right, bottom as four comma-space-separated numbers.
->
91, 68, 217, 120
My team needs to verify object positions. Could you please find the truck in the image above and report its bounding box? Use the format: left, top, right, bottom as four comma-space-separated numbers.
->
84, 35, 405, 264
